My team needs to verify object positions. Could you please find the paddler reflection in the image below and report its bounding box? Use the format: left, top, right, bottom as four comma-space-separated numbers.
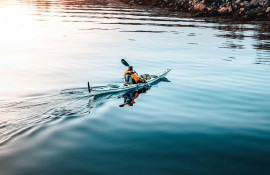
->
119, 87, 150, 107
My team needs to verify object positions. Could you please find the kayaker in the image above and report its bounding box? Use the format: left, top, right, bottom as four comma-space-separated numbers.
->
124, 66, 145, 84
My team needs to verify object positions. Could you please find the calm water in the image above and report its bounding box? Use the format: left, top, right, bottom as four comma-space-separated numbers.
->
0, 0, 270, 174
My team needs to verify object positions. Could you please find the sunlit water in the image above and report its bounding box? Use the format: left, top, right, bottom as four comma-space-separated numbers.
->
0, 0, 270, 174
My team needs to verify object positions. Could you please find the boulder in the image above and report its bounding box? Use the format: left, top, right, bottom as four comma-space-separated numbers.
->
218, 6, 233, 14
250, 0, 259, 6
193, 2, 207, 11
259, 0, 268, 6
235, 0, 242, 4
241, 1, 252, 9
207, 7, 213, 12
239, 7, 246, 14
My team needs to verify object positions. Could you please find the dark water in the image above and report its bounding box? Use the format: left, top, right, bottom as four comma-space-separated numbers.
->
0, 0, 270, 174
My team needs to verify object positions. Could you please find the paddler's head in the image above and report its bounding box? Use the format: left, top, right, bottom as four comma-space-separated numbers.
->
128, 66, 133, 71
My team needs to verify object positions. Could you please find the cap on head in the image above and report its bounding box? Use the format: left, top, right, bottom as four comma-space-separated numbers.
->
128, 66, 133, 71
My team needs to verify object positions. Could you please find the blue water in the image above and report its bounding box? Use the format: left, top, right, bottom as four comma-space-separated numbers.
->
0, 0, 270, 174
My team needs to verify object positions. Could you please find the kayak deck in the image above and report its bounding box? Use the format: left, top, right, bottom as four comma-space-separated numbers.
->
88, 69, 171, 95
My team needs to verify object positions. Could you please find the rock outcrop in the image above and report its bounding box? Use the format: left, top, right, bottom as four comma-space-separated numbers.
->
119, 0, 270, 19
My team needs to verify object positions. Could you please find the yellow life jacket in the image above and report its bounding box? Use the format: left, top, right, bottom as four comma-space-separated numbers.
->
124, 70, 140, 84
124, 70, 133, 84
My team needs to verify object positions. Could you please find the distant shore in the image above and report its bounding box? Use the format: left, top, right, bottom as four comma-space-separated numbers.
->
117, 0, 270, 20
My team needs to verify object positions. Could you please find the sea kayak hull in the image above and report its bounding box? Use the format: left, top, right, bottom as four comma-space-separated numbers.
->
89, 69, 171, 96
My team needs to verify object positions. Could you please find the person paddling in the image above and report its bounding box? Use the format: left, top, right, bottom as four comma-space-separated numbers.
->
124, 66, 144, 84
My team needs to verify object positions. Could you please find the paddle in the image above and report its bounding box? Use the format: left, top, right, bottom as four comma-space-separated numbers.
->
88, 82, 92, 93
121, 59, 130, 67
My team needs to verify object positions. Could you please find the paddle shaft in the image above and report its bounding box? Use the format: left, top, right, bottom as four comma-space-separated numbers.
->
121, 59, 139, 76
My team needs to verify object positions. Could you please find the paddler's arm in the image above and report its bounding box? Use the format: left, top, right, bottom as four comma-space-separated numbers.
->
125, 70, 136, 74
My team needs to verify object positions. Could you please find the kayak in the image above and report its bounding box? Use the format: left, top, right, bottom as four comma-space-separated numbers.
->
88, 69, 171, 96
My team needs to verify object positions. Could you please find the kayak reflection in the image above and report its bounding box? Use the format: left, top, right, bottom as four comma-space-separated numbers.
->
119, 87, 150, 107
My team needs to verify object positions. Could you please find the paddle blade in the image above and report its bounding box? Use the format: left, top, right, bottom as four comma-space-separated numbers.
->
121, 59, 129, 67
88, 82, 92, 93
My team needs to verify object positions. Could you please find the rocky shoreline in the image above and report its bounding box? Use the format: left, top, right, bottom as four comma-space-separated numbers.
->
118, 0, 270, 20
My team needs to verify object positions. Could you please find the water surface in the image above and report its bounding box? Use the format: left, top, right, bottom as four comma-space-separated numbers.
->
0, 0, 270, 174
